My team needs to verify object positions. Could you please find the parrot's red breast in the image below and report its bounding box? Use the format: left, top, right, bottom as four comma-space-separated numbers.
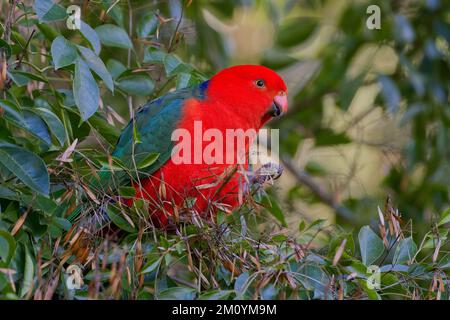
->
124, 65, 288, 227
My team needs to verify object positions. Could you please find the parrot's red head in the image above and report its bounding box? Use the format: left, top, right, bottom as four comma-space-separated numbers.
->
207, 65, 288, 128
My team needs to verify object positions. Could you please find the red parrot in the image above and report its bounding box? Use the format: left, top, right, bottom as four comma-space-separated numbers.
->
109, 65, 287, 227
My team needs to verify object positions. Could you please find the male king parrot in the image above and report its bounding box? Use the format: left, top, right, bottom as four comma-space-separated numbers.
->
95, 65, 288, 228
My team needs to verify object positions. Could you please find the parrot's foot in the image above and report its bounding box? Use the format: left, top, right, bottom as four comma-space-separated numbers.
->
249, 162, 284, 188
251, 162, 284, 183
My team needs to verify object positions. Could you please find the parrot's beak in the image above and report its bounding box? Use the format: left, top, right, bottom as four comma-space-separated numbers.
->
270, 92, 288, 117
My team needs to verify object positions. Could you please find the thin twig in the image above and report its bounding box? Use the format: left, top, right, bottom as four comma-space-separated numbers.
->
167, 4, 184, 53
15, 29, 35, 70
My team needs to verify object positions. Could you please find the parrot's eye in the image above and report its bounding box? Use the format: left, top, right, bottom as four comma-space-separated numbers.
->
255, 79, 265, 88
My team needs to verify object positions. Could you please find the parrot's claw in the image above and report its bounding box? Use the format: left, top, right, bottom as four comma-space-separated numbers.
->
249, 162, 284, 188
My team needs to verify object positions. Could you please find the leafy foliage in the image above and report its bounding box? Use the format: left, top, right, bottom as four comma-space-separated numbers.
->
0, 0, 448, 300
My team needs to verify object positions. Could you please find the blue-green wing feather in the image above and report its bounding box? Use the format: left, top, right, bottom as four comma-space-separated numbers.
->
95, 81, 209, 190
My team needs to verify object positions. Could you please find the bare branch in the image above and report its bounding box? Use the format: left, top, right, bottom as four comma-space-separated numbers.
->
280, 155, 356, 223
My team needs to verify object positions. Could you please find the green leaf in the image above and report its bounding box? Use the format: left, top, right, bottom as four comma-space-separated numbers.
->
199, 290, 233, 300
137, 12, 158, 38
51, 217, 72, 231
141, 256, 162, 274
11, 30, 26, 48
261, 49, 297, 70
438, 253, 450, 269
261, 284, 279, 300
79, 20, 101, 55
30, 108, 67, 146
163, 54, 189, 76
0, 186, 18, 201
143, 47, 166, 63
36, 23, 59, 42
379, 75, 401, 113
9, 71, 48, 84
19, 246, 35, 298
133, 122, 142, 144
259, 194, 287, 227
0, 142, 50, 196
305, 161, 327, 176
88, 114, 120, 145
176, 72, 198, 89
77, 45, 114, 92
394, 14, 415, 43
358, 279, 381, 300
272, 234, 287, 242
0, 39, 12, 59
137, 153, 159, 169
393, 237, 417, 265
116, 75, 155, 96
22, 110, 51, 145
306, 219, 327, 231
58, 89, 75, 107
183, 197, 197, 209
358, 226, 384, 266
34, 0, 67, 23
101, 0, 124, 28
298, 220, 306, 232
296, 264, 328, 295
0, 100, 24, 127
105, 204, 136, 233
234, 272, 249, 296
106, 59, 126, 80
95, 24, 133, 49
0, 230, 16, 265
338, 71, 367, 110
118, 186, 136, 198
98, 156, 127, 171
315, 128, 351, 146
400, 103, 427, 126
51, 36, 78, 69
73, 58, 99, 121
1, 100, 59, 145
158, 287, 196, 300
6, 70, 30, 86
438, 208, 450, 226
275, 17, 317, 47
22, 194, 57, 214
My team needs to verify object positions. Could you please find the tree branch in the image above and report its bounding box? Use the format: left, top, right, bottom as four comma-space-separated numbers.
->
280, 155, 356, 223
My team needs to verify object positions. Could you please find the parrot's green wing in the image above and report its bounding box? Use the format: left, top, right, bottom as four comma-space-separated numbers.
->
93, 81, 210, 192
